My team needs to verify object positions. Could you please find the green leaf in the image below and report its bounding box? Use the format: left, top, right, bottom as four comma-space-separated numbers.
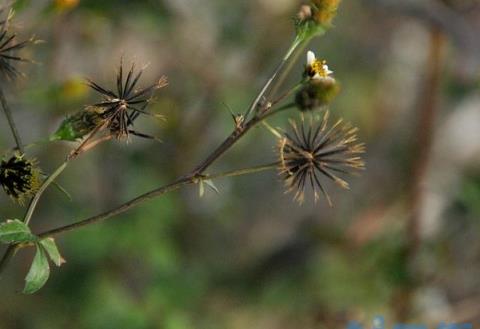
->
49, 116, 82, 141
50, 107, 103, 142
0, 219, 37, 244
23, 245, 50, 294
40, 238, 65, 267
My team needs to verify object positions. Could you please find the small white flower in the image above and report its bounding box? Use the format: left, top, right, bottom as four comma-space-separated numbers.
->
306, 50, 334, 80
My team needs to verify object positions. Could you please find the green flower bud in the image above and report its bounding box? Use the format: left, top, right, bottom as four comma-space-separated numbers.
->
294, 0, 341, 41
50, 106, 105, 141
296, 78, 340, 111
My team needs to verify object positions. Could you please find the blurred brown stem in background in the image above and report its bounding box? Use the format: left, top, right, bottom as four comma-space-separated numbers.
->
0, 87, 23, 153
393, 28, 446, 322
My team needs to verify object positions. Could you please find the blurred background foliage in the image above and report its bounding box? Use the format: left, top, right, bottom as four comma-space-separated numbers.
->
1, 0, 480, 328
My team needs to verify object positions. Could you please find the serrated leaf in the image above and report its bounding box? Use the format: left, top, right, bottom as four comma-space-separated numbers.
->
23, 246, 50, 294
0, 219, 37, 244
40, 238, 65, 267
204, 179, 219, 194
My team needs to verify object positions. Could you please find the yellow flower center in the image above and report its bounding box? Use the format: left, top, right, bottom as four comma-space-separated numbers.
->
308, 59, 329, 78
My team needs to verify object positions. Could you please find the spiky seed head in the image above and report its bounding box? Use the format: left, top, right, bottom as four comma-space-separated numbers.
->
0, 153, 42, 205
86, 59, 168, 141
0, 9, 36, 80
278, 111, 365, 205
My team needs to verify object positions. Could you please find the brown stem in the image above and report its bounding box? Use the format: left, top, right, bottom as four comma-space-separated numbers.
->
0, 86, 23, 152
0, 245, 18, 278
191, 116, 261, 176
38, 177, 193, 239
37, 162, 279, 239
242, 36, 304, 121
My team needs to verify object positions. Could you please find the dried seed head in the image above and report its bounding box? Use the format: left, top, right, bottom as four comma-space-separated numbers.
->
0, 8, 36, 80
86, 59, 168, 141
278, 111, 365, 205
0, 153, 42, 205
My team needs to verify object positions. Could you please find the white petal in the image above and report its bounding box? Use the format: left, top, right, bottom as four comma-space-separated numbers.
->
307, 51, 316, 65
323, 65, 333, 75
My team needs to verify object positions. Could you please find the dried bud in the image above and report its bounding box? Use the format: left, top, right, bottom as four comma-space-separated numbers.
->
0, 153, 42, 204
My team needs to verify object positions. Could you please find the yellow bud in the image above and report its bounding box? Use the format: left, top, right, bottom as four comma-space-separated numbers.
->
54, 0, 80, 11
311, 0, 341, 26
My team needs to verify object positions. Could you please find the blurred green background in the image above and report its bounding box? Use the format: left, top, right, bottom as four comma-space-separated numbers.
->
1, 0, 480, 328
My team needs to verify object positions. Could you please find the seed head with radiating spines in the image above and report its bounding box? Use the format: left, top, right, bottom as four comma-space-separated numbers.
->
278, 111, 365, 205
0, 153, 42, 205
0, 8, 36, 80
86, 59, 168, 140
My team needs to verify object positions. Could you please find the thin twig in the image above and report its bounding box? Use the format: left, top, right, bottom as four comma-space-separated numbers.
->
243, 36, 304, 121
0, 86, 23, 152
37, 163, 278, 239
38, 177, 193, 239
205, 162, 278, 180
0, 244, 18, 278
23, 161, 68, 226
267, 40, 308, 101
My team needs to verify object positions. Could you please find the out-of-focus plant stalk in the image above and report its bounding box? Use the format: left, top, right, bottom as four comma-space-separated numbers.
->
242, 36, 305, 122
0, 87, 23, 153
393, 27, 446, 322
